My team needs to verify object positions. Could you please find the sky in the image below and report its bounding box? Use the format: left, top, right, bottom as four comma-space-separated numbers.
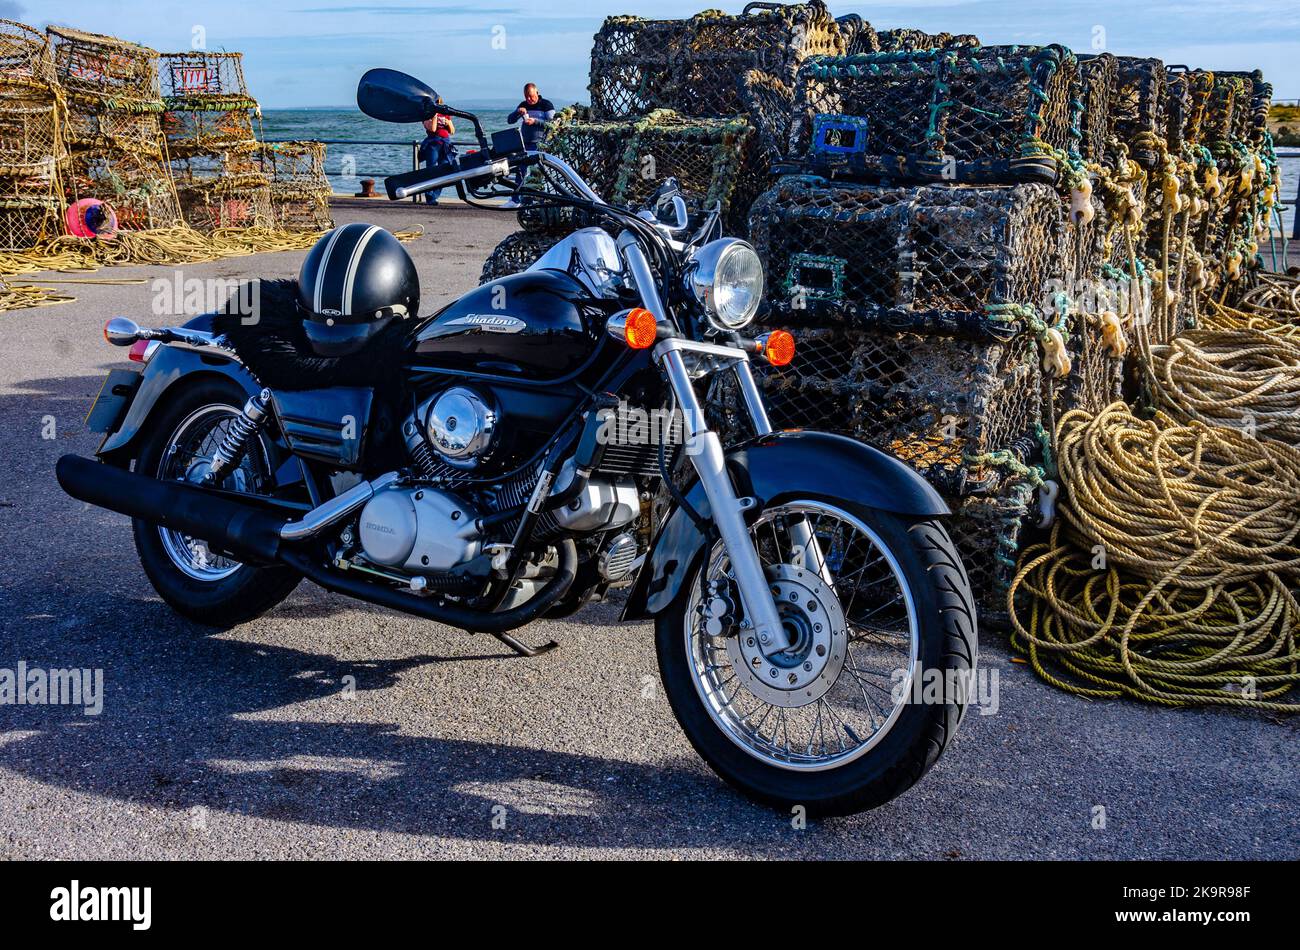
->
22, 0, 1300, 108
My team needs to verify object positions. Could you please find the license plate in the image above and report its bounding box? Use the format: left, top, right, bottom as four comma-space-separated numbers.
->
85, 368, 141, 436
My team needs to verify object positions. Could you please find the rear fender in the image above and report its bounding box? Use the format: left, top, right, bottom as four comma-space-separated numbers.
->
621, 429, 949, 620
97, 342, 264, 466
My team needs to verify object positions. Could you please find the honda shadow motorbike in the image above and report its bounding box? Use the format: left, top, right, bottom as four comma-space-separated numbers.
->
57, 68, 977, 815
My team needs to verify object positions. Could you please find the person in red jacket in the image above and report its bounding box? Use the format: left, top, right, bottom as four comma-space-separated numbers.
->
418, 104, 456, 206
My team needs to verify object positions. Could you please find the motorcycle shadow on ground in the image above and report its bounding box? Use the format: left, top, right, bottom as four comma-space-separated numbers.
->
0, 590, 824, 850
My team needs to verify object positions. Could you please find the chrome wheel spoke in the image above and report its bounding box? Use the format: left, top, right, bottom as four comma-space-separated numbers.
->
156, 404, 269, 583
687, 501, 919, 772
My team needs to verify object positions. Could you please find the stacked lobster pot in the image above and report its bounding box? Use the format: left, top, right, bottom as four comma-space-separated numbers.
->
1198, 71, 1278, 299
741, 43, 1129, 625
47, 26, 183, 229
0, 21, 64, 250
255, 140, 333, 232
161, 51, 273, 231
482, 1, 844, 283
1092, 56, 1279, 334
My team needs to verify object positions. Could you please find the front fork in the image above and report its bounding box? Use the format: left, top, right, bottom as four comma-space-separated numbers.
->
622, 237, 831, 656
657, 346, 790, 652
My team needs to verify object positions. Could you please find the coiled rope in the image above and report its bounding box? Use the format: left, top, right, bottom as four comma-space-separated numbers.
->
1010, 138, 1300, 709
1150, 329, 1300, 445
1009, 403, 1300, 709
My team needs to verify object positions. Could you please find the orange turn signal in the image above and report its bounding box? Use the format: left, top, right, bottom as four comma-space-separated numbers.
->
759, 329, 795, 366
622, 308, 659, 350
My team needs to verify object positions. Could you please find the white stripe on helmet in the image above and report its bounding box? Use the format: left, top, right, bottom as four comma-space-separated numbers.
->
313, 225, 349, 314
341, 225, 381, 315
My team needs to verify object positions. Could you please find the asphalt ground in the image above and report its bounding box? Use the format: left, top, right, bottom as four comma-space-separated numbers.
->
0, 199, 1295, 859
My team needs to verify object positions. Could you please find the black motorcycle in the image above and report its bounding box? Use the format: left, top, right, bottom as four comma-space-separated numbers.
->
58, 69, 976, 816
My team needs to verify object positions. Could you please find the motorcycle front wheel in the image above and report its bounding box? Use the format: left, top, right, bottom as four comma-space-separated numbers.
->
655, 501, 976, 817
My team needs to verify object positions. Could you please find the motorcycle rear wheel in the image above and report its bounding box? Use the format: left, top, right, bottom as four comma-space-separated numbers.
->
655, 501, 976, 817
131, 379, 301, 628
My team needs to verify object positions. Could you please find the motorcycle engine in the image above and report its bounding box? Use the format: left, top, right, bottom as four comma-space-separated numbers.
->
357, 485, 481, 573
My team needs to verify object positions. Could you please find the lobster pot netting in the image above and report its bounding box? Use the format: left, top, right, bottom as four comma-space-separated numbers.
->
257, 141, 333, 231
1209, 71, 1270, 149
480, 230, 561, 284
65, 107, 165, 157
1171, 69, 1216, 148
786, 45, 1081, 188
875, 28, 980, 52
71, 152, 181, 229
739, 69, 800, 170
257, 140, 326, 187
748, 177, 1069, 340
946, 478, 1036, 629
0, 24, 64, 249
0, 19, 55, 83
1108, 57, 1170, 170
160, 52, 251, 100
1162, 70, 1194, 156
588, 1, 844, 120
171, 151, 272, 230
751, 325, 1043, 496
1076, 54, 1117, 167
0, 78, 62, 180
47, 26, 161, 108
521, 108, 761, 235
163, 107, 258, 157
831, 15, 879, 56
0, 196, 60, 250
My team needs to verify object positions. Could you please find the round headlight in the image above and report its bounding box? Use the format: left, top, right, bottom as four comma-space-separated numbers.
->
688, 238, 764, 330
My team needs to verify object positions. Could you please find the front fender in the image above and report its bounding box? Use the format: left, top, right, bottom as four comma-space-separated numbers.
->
97, 341, 262, 466
621, 429, 948, 620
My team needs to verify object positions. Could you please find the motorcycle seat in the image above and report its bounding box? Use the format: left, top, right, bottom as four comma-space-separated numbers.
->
210, 279, 412, 391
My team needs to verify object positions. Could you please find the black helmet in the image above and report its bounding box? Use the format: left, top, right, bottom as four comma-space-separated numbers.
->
297, 223, 419, 356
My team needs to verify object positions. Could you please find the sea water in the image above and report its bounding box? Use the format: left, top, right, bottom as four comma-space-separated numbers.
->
261, 106, 519, 194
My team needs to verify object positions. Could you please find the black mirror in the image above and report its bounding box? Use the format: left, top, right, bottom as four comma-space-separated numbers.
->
357, 68, 441, 123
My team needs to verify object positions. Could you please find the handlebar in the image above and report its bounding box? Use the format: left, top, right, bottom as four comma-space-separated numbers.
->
386, 157, 513, 199
383, 149, 602, 205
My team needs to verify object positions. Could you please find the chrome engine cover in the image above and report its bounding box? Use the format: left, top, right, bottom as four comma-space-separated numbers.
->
422, 387, 496, 470
358, 485, 481, 573
551, 460, 639, 533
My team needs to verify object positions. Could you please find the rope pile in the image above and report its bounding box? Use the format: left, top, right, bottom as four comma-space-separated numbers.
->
1009, 403, 1300, 710
1150, 329, 1300, 445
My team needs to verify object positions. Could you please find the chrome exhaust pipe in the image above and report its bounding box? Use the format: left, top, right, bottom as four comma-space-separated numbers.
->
279, 472, 399, 541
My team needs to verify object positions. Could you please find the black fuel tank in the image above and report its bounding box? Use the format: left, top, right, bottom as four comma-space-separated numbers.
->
410, 270, 602, 379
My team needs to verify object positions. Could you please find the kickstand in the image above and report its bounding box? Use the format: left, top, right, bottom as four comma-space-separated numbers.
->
490, 631, 560, 657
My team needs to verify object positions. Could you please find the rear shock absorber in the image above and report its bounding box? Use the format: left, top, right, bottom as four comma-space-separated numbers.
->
205, 389, 272, 486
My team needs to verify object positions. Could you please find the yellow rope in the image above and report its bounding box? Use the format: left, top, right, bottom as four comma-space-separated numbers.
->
1010, 170, 1300, 710
1150, 329, 1300, 446
1009, 403, 1300, 710
0, 225, 423, 313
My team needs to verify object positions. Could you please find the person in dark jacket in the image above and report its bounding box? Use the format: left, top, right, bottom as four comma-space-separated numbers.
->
503, 83, 555, 209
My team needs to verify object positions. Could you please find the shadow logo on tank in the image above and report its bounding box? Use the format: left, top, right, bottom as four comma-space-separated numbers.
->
444, 314, 526, 333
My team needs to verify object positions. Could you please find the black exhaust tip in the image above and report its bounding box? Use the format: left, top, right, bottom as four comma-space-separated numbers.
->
56, 455, 287, 564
